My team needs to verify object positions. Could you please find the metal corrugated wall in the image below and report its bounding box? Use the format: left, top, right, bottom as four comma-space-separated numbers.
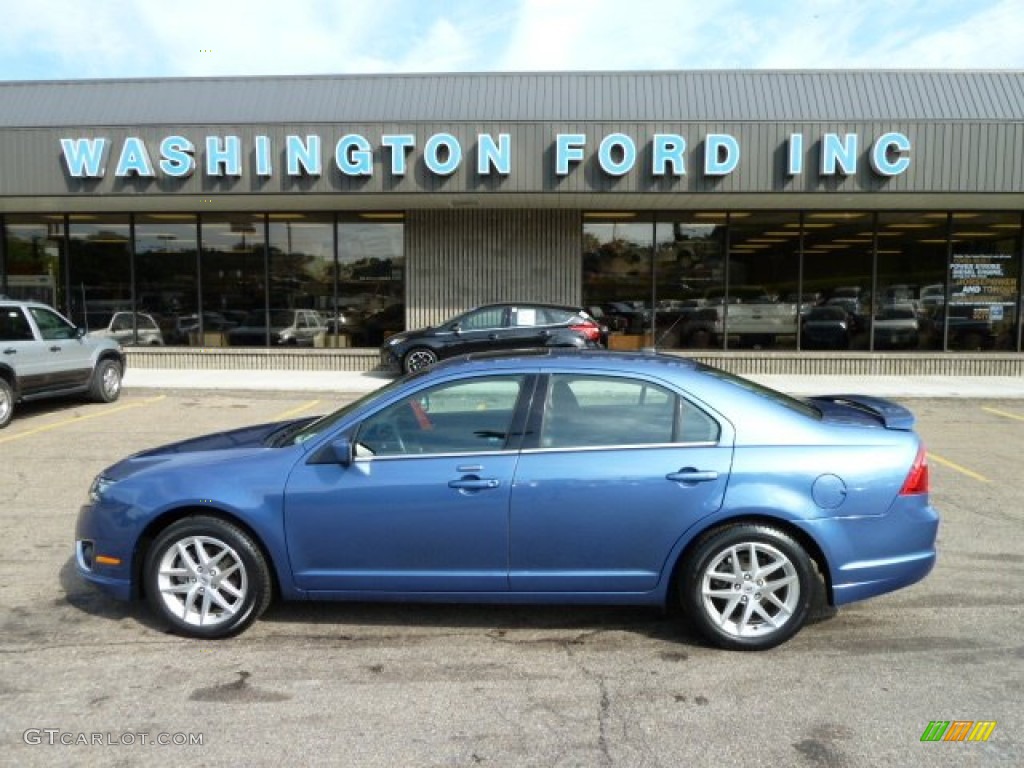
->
3, 71, 1024, 126
406, 209, 581, 329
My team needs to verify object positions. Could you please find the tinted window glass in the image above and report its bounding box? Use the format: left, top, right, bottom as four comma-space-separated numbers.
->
541, 375, 679, 448
460, 307, 505, 331
0, 307, 34, 341
28, 307, 76, 340
357, 375, 526, 456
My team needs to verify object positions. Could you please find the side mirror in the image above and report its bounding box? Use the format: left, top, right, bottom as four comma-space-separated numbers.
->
330, 438, 354, 466
308, 436, 354, 466
450, 322, 462, 334
75, 327, 87, 340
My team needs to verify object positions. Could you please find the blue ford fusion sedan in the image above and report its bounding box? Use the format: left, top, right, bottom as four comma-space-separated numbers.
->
76, 350, 938, 650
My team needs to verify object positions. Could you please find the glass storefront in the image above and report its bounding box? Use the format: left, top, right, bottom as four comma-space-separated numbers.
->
582, 211, 1023, 353
1, 213, 406, 349
2, 209, 1021, 352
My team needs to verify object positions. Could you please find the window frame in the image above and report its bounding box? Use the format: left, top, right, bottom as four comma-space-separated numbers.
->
522, 373, 721, 452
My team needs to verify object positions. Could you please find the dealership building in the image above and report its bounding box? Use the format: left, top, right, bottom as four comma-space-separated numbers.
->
0, 70, 1022, 374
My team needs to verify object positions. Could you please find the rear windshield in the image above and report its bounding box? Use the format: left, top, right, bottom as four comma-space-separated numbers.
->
697, 364, 822, 420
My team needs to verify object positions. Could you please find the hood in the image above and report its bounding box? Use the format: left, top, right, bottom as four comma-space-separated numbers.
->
102, 417, 317, 481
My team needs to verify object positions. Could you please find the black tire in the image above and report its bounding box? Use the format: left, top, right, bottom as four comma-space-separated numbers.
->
402, 347, 438, 374
144, 515, 272, 639
88, 358, 123, 403
0, 378, 14, 429
680, 524, 813, 651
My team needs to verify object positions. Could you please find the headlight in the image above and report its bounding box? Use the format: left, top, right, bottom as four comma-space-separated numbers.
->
387, 337, 402, 346
88, 475, 117, 503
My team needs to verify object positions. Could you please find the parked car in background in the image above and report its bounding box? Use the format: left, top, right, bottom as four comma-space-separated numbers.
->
227, 309, 326, 347
0, 299, 124, 428
381, 303, 607, 373
75, 350, 938, 650
168, 312, 239, 345
88, 311, 164, 346
801, 305, 854, 349
919, 284, 946, 310
872, 304, 921, 349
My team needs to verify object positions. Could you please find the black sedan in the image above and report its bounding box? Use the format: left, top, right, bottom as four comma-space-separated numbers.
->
381, 303, 606, 373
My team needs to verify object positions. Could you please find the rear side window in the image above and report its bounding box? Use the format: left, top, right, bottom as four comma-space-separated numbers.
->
0, 308, 34, 341
539, 374, 719, 449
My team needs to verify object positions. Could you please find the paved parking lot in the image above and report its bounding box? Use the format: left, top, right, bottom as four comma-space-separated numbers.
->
1, 389, 1021, 766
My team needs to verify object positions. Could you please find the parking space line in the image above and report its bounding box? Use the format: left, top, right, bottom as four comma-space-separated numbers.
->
982, 406, 1024, 422
271, 399, 322, 421
0, 395, 167, 446
928, 451, 990, 483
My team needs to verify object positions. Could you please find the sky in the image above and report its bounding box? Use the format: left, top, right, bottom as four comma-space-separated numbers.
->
1, 0, 1023, 81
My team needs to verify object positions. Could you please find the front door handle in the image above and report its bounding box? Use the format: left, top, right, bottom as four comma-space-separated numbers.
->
666, 468, 720, 484
2, 348, 15, 355
448, 477, 500, 491
49, 346, 62, 353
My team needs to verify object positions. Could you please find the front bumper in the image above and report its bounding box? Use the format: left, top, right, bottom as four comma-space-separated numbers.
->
75, 502, 136, 601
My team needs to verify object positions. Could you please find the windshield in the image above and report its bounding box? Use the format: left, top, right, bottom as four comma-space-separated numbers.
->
282, 374, 417, 446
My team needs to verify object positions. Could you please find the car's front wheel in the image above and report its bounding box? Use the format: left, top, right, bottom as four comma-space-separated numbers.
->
680, 524, 813, 651
144, 516, 272, 639
88, 359, 122, 403
402, 347, 438, 374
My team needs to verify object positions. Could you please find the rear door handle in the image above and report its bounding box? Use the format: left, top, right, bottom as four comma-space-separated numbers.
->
50, 346, 62, 353
2, 348, 15, 355
666, 469, 720, 484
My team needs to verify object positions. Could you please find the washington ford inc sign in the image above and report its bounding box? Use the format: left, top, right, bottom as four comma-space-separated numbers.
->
59, 130, 912, 182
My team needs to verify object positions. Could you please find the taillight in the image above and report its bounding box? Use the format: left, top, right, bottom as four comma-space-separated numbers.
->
570, 320, 602, 342
899, 444, 929, 495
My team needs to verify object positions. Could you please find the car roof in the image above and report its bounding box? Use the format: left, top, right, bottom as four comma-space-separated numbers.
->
470, 302, 584, 311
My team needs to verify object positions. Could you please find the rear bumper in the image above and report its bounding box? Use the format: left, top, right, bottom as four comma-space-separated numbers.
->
798, 498, 939, 606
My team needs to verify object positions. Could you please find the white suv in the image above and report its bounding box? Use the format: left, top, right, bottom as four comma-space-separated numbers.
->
0, 300, 125, 428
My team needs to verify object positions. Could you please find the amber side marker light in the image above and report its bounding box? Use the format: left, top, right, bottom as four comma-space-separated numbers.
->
95, 555, 122, 566
899, 445, 930, 496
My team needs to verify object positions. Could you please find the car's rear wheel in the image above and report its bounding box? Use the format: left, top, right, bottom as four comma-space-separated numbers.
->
403, 347, 438, 374
89, 359, 122, 403
0, 378, 14, 428
680, 524, 813, 651
144, 516, 272, 639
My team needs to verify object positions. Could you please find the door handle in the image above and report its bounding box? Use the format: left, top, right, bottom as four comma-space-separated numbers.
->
448, 477, 500, 491
666, 469, 720, 484
2, 348, 15, 355
49, 346, 62, 353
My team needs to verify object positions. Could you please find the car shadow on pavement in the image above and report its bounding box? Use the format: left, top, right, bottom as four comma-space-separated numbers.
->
57, 557, 168, 634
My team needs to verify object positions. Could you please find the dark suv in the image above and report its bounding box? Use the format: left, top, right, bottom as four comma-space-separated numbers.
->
381, 303, 607, 373
0, 300, 125, 428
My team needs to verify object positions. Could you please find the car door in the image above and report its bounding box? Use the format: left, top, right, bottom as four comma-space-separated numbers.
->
283, 373, 536, 593
0, 306, 50, 395
441, 306, 510, 356
26, 305, 94, 390
501, 305, 556, 351
509, 373, 734, 592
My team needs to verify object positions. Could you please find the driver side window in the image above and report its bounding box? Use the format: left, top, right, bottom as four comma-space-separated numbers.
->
356, 375, 526, 457
459, 307, 506, 331
28, 307, 76, 340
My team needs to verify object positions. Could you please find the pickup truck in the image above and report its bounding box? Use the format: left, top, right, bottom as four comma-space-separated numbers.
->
705, 287, 798, 347
0, 300, 124, 428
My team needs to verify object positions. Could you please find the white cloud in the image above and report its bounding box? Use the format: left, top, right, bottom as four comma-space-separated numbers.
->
0, 0, 1022, 80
